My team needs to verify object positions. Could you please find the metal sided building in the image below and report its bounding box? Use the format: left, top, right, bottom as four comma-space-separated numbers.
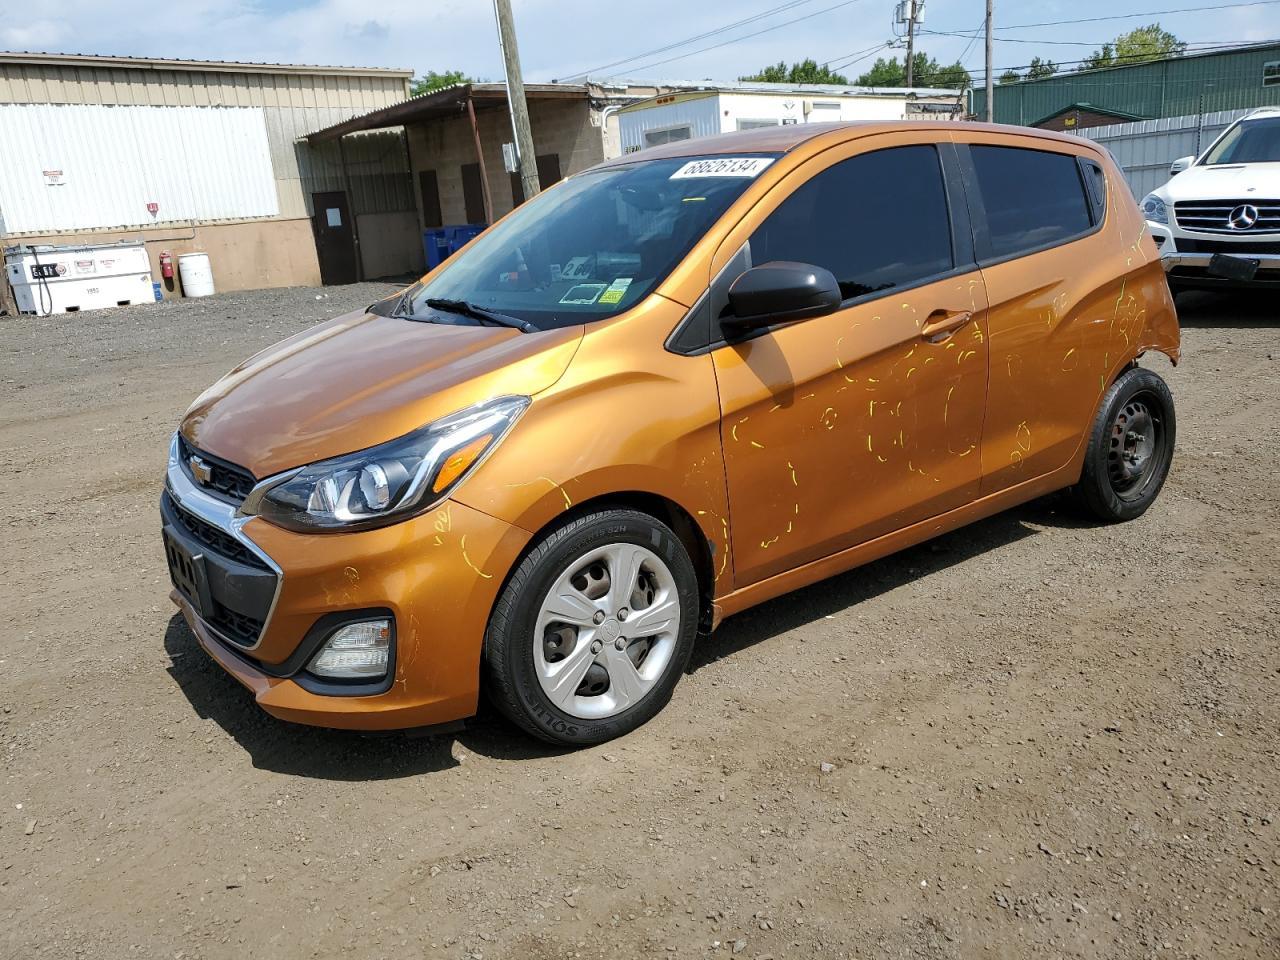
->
970, 41, 1280, 129
0, 52, 414, 299
616, 82, 964, 154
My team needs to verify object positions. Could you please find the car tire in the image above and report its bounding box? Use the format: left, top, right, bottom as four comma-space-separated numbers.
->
484, 508, 700, 746
1071, 366, 1176, 522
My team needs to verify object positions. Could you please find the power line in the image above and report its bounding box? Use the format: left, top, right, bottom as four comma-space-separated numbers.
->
914, 38, 1280, 84
924, 28, 1267, 47
615, 0, 866, 78
994, 0, 1280, 30
556, 0, 824, 82
821, 40, 896, 72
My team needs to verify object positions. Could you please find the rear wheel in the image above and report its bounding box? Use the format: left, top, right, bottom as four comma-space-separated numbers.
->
484, 509, 699, 745
1071, 366, 1176, 522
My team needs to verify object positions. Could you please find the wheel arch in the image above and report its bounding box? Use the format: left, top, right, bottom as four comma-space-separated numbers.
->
485, 490, 719, 651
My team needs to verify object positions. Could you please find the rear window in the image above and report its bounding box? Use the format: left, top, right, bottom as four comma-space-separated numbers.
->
970, 145, 1093, 260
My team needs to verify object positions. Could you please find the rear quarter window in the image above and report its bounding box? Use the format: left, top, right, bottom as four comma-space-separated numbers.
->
969, 145, 1094, 260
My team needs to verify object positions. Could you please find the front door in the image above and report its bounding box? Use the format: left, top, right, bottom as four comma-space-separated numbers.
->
310, 191, 356, 285
711, 138, 991, 587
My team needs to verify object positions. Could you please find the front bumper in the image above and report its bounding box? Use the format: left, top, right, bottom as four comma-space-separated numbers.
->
1149, 221, 1280, 285
163, 442, 530, 730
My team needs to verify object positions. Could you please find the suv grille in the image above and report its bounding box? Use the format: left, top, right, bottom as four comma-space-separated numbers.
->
178, 435, 256, 504
1175, 237, 1280, 255
168, 497, 270, 571
1174, 199, 1280, 234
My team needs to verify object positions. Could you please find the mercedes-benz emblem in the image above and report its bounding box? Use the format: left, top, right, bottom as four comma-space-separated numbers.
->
1227, 204, 1259, 230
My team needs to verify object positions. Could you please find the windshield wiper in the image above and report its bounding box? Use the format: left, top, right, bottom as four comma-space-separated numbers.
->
424, 297, 538, 333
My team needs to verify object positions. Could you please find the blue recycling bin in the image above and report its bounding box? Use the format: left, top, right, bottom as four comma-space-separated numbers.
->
423, 224, 487, 270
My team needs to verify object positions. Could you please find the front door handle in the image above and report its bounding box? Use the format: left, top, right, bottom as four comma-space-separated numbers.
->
921, 309, 973, 343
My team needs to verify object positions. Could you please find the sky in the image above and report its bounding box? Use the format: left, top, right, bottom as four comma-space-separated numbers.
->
2, 0, 1276, 87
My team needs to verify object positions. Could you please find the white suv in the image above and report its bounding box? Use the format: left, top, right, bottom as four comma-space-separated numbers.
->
1143, 106, 1280, 294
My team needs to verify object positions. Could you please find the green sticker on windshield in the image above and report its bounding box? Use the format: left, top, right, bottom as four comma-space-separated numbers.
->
598, 277, 632, 305
560, 283, 607, 305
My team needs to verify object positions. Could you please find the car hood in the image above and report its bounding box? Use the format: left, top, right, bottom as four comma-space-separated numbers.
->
181, 309, 584, 478
1158, 161, 1280, 201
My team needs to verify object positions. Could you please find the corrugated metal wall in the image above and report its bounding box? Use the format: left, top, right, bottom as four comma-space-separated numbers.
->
1075, 108, 1253, 198
0, 103, 278, 234
973, 44, 1280, 126
618, 95, 722, 153
0, 59, 412, 225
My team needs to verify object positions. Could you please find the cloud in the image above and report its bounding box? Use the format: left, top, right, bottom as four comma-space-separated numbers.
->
0, 19, 69, 50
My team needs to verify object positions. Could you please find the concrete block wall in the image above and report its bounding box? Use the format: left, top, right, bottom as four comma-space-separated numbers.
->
406, 98, 605, 228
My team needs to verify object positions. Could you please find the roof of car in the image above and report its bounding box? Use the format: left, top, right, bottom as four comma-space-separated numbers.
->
595, 120, 1092, 168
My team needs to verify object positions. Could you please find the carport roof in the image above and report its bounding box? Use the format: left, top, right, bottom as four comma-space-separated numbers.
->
305, 82, 588, 142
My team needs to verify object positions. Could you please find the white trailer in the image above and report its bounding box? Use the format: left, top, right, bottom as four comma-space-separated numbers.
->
616, 84, 963, 156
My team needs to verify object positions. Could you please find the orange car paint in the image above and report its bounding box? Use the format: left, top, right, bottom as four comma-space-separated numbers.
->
171, 121, 1179, 730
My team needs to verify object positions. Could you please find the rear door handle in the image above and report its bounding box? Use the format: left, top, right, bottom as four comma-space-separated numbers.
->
921, 310, 973, 343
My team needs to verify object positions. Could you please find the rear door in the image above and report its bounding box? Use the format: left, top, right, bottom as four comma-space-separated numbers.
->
951, 136, 1113, 495
708, 133, 991, 587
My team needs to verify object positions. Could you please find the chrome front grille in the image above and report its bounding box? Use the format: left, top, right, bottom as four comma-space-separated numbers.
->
1174, 198, 1280, 234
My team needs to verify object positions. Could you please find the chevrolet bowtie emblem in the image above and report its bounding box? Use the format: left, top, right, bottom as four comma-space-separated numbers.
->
188, 454, 213, 485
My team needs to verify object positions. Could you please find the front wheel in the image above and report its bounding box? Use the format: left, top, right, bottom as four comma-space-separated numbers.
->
484, 509, 700, 745
1071, 366, 1176, 522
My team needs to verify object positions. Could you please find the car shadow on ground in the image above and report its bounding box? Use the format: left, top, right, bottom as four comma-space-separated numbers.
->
689, 493, 1084, 672
163, 492, 1091, 779
1175, 289, 1279, 327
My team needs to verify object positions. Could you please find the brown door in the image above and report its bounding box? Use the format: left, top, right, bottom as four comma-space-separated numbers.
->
510, 154, 564, 207
461, 163, 486, 224
419, 170, 443, 228
311, 191, 357, 285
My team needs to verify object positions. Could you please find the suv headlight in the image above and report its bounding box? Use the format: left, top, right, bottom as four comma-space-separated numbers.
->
1141, 193, 1168, 225
247, 395, 529, 532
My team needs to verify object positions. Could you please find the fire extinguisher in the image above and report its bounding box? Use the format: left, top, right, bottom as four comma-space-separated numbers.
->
159, 251, 174, 280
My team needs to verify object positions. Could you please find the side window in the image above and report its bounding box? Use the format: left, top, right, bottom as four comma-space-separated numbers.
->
1079, 157, 1107, 224
749, 144, 953, 301
969, 145, 1093, 259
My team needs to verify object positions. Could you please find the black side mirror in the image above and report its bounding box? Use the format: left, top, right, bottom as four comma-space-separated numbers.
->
722, 261, 841, 334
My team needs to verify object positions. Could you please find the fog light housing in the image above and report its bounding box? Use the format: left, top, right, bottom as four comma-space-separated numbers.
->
307, 619, 391, 680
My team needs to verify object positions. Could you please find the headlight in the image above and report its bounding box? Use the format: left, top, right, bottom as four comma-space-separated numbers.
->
249, 395, 529, 531
1141, 193, 1168, 225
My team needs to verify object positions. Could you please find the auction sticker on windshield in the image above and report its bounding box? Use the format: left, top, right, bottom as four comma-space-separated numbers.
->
669, 157, 775, 179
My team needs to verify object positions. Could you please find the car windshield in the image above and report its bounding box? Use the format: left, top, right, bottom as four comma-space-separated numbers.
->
400, 154, 778, 330
1204, 116, 1280, 165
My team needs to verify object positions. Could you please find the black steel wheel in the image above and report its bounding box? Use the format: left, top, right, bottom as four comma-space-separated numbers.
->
1072, 366, 1176, 522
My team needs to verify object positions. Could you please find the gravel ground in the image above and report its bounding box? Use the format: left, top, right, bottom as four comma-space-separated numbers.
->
1, 282, 1277, 960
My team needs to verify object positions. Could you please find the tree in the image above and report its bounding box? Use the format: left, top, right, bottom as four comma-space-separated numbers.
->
998, 68, 1022, 85
855, 52, 970, 89
411, 69, 471, 97
741, 58, 849, 85
1079, 23, 1186, 70
1026, 56, 1059, 80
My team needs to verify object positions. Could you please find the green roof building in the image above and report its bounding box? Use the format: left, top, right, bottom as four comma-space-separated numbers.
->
971, 41, 1280, 128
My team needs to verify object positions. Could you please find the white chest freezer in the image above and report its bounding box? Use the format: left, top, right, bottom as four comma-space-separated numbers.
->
4, 241, 155, 315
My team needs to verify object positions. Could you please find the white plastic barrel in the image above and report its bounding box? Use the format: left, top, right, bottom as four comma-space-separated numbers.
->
178, 253, 216, 298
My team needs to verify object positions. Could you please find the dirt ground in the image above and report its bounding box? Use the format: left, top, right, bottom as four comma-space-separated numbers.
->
1, 282, 1277, 960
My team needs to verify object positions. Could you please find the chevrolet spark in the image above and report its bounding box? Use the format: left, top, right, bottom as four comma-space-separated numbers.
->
162, 121, 1180, 745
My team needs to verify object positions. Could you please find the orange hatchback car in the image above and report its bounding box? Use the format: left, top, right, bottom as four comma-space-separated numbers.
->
162, 122, 1179, 744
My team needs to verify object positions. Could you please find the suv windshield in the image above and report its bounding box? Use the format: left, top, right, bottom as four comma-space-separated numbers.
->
1204, 116, 1280, 165
398, 154, 778, 330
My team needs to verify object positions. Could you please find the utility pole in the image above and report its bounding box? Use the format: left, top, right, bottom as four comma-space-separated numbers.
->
984, 0, 994, 122
493, 0, 540, 203
904, 0, 917, 88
